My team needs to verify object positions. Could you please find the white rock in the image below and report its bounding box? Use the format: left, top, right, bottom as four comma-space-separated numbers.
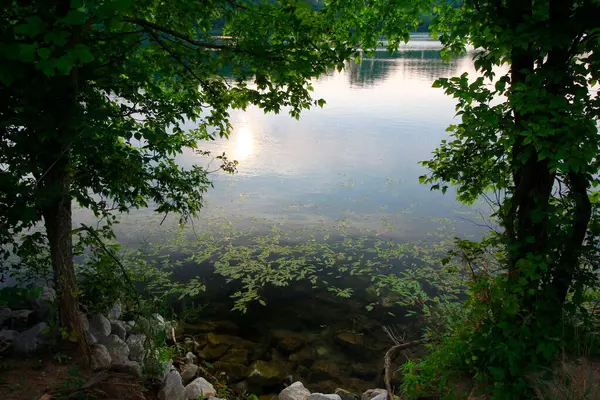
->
180, 363, 198, 384
280, 381, 311, 400
185, 351, 197, 364
107, 299, 122, 320
370, 394, 387, 400
308, 394, 341, 400
110, 320, 127, 340
126, 333, 146, 362
101, 334, 130, 364
88, 314, 111, 338
361, 390, 387, 400
13, 322, 48, 353
91, 343, 111, 370
159, 370, 185, 400
184, 377, 216, 399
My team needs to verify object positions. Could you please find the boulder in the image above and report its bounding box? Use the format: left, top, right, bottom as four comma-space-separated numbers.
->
279, 381, 311, 400
272, 330, 308, 353
9, 309, 34, 331
112, 360, 143, 378
185, 351, 197, 364
79, 312, 90, 331
32, 286, 56, 322
85, 330, 98, 345
107, 299, 122, 320
247, 360, 289, 388
0, 329, 19, 343
159, 370, 185, 400
182, 337, 203, 353
361, 389, 387, 400
89, 314, 111, 338
232, 380, 249, 393
101, 334, 130, 365
289, 346, 315, 367
335, 388, 359, 400
220, 348, 249, 364
180, 363, 198, 385
13, 322, 48, 353
156, 359, 174, 382
309, 360, 343, 383
184, 377, 216, 399
0, 308, 11, 327
91, 344, 112, 370
127, 334, 146, 362
110, 320, 127, 340
308, 394, 342, 400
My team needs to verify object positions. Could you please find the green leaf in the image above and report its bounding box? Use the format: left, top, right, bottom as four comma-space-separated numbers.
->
18, 43, 38, 62
37, 48, 51, 60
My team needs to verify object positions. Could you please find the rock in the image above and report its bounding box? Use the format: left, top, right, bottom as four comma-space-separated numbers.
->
198, 343, 230, 361
33, 286, 56, 322
182, 337, 203, 353
335, 388, 359, 400
159, 370, 185, 400
0, 308, 11, 327
361, 389, 387, 400
110, 320, 127, 340
214, 362, 247, 383
312, 381, 339, 394
112, 360, 143, 378
156, 359, 174, 382
91, 344, 112, 370
13, 322, 48, 353
232, 380, 249, 393
247, 360, 289, 388
185, 351, 197, 364
180, 363, 198, 385
308, 394, 342, 400
9, 309, 34, 331
0, 329, 19, 343
208, 397, 225, 400
184, 377, 216, 399
182, 320, 239, 334
126, 334, 146, 362
289, 346, 315, 367
101, 334, 130, 364
350, 363, 376, 380
309, 360, 343, 383
315, 345, 333, 359
205, 333, 256, 348
89, 314, 111, 338
79, 312, 90, 331
272, 330, 308, 353
335, 332, 364, 347
279, 381, 311, 400
107, 299, 122, 320
221, 348, 249, 364
85, 330, 98, 345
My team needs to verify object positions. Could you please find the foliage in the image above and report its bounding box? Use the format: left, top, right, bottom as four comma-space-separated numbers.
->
412, 0, 600, 397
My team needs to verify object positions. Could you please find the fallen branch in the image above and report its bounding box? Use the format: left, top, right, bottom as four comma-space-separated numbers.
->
384, 339, 427, 399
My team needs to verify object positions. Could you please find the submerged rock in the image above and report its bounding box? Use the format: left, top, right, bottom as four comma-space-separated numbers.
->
309, 360, 343, 383
159, 370, 185, 400
198, 343, 230, 361
184, 377, 216, 399
350, 363, 376, 380
272, 330, 308, 353
247, 360, 289, 388
279, 381, 311, 400
220, 348, 249, 364
289, 346, 315, 367
335, 332, 364, 347
214, 362, 247, 383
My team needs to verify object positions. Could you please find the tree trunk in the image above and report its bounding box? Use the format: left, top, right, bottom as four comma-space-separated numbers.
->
42, 158, 90, 363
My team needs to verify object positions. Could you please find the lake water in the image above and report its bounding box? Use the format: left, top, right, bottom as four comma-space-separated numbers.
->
80, 35, 490, 246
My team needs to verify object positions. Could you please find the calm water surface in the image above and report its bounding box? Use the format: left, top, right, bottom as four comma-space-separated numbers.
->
78, 36, 489, 245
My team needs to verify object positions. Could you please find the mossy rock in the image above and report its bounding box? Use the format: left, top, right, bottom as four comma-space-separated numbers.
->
350, 363, 377, 380
335, 331, 364, 347
289, 346, 316, 368
311, 380, 339, 393
207, 333, 256, 349
214, 362, 248, 383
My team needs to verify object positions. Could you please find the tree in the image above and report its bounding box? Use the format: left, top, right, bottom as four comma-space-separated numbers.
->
0, 0, 425, 359
421, 0, 600, 394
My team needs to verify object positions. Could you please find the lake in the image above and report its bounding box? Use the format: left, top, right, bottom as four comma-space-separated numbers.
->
74, 35, 491, 394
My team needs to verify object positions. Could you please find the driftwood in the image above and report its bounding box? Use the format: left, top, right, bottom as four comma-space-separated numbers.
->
383, 339, 427, 400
